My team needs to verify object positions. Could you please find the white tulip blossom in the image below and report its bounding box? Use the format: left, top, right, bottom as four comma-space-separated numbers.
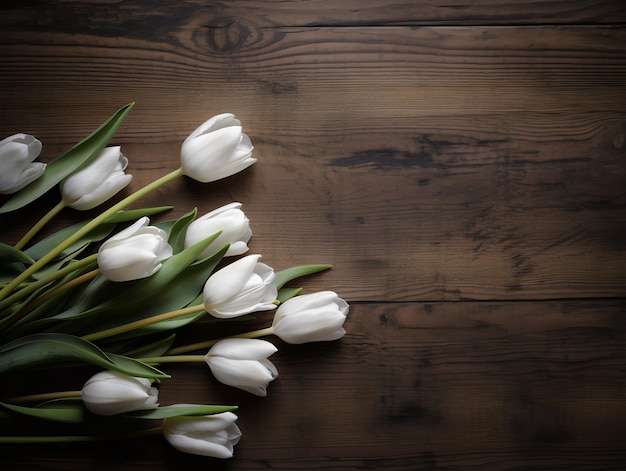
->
162, 411, 241, 458
184, 202, 252, 259
60, 146, 132, 210
272, 291, 349, 344
205, 338, 278, 396
81, 370, 159, 416
0, 133, 45, 194
202, 254, 277, 319
181, 113, 255, 183
97, 216, 173, 282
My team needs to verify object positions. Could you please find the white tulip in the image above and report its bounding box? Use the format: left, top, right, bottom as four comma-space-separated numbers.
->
181, 113, 255, 183
184, 202, 251, 259
0, 133, 45, 194
61, 146, 132, 210
162, 411, 241, 458
203, 254, 277, 318
205, 338, 278, 396
97, 216, 173, 282
272, 291, 349, 344
81, 370, 159, 416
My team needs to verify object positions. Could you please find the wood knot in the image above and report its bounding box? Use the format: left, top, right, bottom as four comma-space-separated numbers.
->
203, 17, 251, 53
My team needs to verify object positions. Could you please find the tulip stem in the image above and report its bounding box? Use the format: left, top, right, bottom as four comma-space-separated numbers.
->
81, 302, 205, 342
0, 167, 184, 302
166, 327, 275, 355
0, 254, 99, 328
4, 390, 82, 403
14, 200, 67, 250
138, 354, 206, 364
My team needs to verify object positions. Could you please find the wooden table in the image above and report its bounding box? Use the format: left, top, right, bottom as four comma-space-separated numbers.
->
1, 1, 625, 469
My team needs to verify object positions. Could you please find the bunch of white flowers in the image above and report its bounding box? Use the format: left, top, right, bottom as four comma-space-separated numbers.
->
0, 104, 348, 459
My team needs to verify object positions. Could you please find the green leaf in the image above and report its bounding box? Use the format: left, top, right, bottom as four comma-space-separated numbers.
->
0, 333, 169, 379
0, 401, 85, 423
125, 404, 237, 420
105, 206, 173, 224
274, 264, 332, 289
0, 243, 34, 265
277, 287, 303, 304
167, 208, 197, 253
0, 103, 134, 214
116, 334, 177, 358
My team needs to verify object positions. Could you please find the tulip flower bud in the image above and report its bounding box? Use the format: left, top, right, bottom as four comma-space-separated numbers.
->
272, 291, 349, 344
180, 113, 255, 183
98, 216, 173, 282
60, 146, 132, 210
203, 254, 277, 319
81, 370, 159, 416
205, 338, 278, 396
184, 202, 252, 259
162, 411, 241, 458
0, 133, 45, 194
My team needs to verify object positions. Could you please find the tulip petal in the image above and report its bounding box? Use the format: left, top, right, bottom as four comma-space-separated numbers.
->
203, 254, 261, 306
208, 338, 277, 360
181, 127, 243, 182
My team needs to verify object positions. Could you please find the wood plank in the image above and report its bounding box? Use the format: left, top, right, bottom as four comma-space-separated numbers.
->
1, 1, 625, 28
1, 25, 623, 301
2, 300, 625, 470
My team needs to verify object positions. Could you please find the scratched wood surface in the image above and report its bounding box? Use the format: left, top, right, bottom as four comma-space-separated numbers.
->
0, 1, 625, 470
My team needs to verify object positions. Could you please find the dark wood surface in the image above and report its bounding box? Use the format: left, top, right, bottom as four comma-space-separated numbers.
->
1, 1, 625, 469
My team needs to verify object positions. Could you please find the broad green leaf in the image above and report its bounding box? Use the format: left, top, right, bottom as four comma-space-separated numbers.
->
274, 264, 332, 289
125, 404, 237, 420
167, 207, 198, 253
105, 206, 172, 223
115, 334, 177, 358
0, 243, 34, 265
0, 401, 85, 423
277, 287, 303, 304
29, 243, 92, 281
0, 333, 168, 378
0, 103, 134, 214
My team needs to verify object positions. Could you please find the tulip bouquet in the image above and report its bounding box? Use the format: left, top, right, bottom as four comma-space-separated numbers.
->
0, 103, 348, 458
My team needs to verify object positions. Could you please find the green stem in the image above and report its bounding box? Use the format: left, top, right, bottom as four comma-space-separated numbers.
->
0, 167, 184, 302
0, 254, 99, 329
0, 426, 163, 444
138, 354, 206, 364
166, 327, 275, 355
14, 200, 66, 250
81, 303, 205, 342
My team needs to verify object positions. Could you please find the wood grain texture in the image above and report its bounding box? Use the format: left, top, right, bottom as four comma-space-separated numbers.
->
0, 1, 624, 470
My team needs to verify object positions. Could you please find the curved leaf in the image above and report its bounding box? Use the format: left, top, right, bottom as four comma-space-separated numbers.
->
277, 287, 303, 304
0, 243, 34, 265
0, 333, 168, 378
125, 404, 237, 420
167, 207, 197, 253
274, 264, 332, 289
0, 401, 85, 423
0, 103, 134, 214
